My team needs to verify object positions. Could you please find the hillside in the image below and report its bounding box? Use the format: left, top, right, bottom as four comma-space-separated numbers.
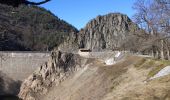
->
41, 56, 170, 100
18, 50, 170, 100
0, 4, 78, 51
0, 11, 167, 99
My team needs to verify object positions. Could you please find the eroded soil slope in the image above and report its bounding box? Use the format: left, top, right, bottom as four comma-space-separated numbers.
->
42, 56, 170, 100
19, 51, 170, 100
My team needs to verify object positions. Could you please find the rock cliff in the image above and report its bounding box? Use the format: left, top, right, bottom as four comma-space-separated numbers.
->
78, 13, 139, 51
18, 51, 87, 100
59, 13, 139, 52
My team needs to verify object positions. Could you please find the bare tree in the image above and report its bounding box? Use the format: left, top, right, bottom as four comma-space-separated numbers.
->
133, 0, 170, 60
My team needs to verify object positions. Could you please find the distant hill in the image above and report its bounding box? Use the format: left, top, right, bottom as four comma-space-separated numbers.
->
0, 4, 78, 51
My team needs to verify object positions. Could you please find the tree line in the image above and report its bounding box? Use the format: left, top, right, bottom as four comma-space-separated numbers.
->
129, 0, 170, 60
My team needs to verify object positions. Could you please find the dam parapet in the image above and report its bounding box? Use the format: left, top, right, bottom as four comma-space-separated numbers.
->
0, 51, 50, 81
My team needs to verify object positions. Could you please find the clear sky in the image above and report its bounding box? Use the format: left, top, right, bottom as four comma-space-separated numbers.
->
39, 0, 136, 29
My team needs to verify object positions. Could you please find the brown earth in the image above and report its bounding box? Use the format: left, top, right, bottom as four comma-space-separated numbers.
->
41, 56, 170, 100
18, 51, 170, 100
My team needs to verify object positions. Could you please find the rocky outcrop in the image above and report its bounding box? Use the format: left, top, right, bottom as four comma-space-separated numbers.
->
18, 50, 87, 100
58, 32, 79, 53
18, 13, 142, 100
78, 13, 139, 51
59, 13, 139, 52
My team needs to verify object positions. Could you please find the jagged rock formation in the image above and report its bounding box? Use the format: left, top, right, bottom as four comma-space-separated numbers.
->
60, 13, 140, 52
58, 32, 79, 52
0, 4, 78, 51
78, 13, 139, 51
19, 50, 87, 100
17, 12, 170, 100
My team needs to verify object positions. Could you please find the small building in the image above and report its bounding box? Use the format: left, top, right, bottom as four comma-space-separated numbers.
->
78, 49, 91, 57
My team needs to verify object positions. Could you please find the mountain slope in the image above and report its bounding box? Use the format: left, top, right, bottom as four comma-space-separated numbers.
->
0, 4, 78, 51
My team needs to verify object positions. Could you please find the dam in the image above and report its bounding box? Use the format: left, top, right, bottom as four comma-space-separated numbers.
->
0, 51, 50, 81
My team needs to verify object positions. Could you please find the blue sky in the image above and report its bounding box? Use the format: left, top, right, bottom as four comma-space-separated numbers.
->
39, 0, 136, 29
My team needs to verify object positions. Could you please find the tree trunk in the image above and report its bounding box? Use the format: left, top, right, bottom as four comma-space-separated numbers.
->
160, 40, 164, 60
167, 49, 170, 60
151, 49, 154, 57
156, 50, 159, 59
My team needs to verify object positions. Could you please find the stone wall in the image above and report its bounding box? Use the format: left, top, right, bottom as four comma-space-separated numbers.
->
0, 51, 50, 81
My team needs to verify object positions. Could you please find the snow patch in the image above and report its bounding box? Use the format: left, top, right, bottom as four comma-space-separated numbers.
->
105, 58, 115, 65
115, 51, 121, 58
150, 66, 170, 80
105, 51, 122, 65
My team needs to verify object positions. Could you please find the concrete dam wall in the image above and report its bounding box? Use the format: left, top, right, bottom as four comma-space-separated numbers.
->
0, 51, 50, 81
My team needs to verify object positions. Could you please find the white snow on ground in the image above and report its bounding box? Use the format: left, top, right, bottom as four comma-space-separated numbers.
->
105, 58, 115, 65
105, 51, 122, 65
115, 51, 121, 57
150, 66, 170, 80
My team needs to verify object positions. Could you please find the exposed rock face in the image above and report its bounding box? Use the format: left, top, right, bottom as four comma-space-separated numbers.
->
19, 55, 170, 100
78, 13, 139, 51
18, 50, 87, 100
18, 13, 142, 100
59, 13, 139, 52
58, 32, 79, 53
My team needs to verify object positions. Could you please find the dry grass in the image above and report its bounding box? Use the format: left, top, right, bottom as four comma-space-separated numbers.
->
133, 57, 170, 78
148, 64, 165, 78
134, 58, 147, 68
147, 59, 170, 78
103, 56, 170, 100
38, 55, 170, 100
